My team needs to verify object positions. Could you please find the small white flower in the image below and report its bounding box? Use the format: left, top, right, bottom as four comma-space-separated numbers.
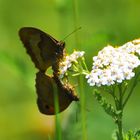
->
120, 38, 140, 54
134, 44, 140, 55
121, 42, 135, 53
86, 39, 140, 87
59, 51, 85, 78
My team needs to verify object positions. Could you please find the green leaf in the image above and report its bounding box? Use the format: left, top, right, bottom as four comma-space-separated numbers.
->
94, 91, 119, 121
123, 129, 140, 140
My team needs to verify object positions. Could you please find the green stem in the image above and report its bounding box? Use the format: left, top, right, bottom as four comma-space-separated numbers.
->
72, 0, 80, 48
47, 135, 52, 140
122, 83, 127, 98
117, 118, 123, 140
72, 1, 87, 139
123, 71, 140, 108
110, 85, 123, 140
79, 75, 87, 140
116, 85, 123, 140
114, 71, 140, 140
53, 84, 62, 140
82, 58, 89, 72
110, 86, 119, 110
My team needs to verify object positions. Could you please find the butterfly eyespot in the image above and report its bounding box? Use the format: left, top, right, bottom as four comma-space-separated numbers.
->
45, 104, 50, 109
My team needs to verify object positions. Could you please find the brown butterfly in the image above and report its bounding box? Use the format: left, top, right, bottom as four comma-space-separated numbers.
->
19, 27, 79, 115
19, 27, 65, 72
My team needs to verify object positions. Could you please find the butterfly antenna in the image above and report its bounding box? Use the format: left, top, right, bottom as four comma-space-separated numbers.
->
62, 27, 82, 41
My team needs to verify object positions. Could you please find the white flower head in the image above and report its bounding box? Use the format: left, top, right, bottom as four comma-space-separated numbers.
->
86, 39, 140, 87
59, 51, 85, 78
120, 38, 140, 55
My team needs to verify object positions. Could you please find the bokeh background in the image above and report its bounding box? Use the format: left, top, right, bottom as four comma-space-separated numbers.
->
0, 0, 140, 139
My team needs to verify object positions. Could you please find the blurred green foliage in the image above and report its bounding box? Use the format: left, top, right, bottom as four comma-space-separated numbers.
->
0, 0, 140, 139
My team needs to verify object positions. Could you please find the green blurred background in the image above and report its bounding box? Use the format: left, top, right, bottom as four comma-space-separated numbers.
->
0, 0, 140, 139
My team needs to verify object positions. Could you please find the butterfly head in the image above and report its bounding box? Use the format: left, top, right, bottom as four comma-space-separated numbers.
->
55, 41, 65, 57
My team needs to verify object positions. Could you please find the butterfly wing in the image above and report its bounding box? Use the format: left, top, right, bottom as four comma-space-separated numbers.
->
19, 27, 65, 71
36, 71, 55, 115
35, 71, 79, 115
54, 76, 79, 112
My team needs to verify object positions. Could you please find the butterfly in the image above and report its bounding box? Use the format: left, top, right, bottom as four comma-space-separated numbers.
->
19, 27, 79, 115
19, 27, 65, 72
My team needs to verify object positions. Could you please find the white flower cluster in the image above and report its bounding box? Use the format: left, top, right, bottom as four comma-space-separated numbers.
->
59, 51, 85, 78
86, 39, 140, 87
120, 38, 140, 54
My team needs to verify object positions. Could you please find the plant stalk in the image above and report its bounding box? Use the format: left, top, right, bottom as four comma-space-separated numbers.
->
54, 84, 62, 140
116, 85, 123, 140
79, 75, 87, 140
